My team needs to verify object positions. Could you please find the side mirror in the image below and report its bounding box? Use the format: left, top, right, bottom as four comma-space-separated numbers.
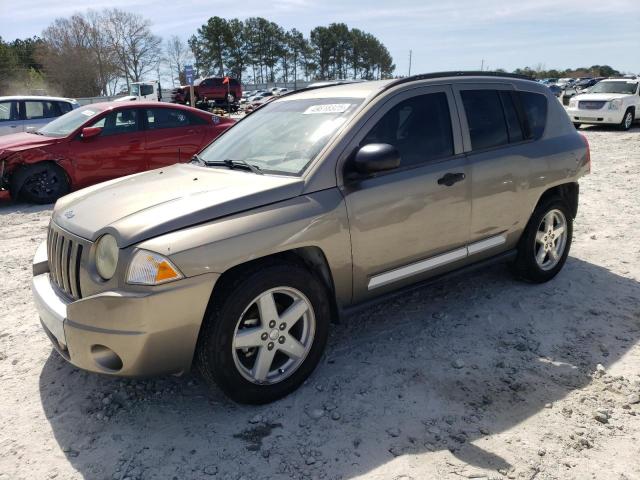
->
353, 143, 401, 174
81, 126, 102, 139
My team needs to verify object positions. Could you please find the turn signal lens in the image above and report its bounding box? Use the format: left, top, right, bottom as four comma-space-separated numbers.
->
126, 250, 183, 285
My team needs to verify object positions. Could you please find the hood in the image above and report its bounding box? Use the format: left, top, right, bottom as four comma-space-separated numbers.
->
52, 163, 305, 247
0, 132, 59, 157
573, 92, 629, 102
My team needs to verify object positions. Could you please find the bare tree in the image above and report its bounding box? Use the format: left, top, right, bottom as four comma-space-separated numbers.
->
165, 35, 191, 86
38, 15, 104, 96
104, 9, 162, 87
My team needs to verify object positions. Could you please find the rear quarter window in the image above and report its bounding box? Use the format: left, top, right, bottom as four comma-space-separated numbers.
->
519, 91, 548, 139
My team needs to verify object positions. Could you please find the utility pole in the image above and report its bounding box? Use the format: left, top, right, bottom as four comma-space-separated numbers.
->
408, 50, 412, 77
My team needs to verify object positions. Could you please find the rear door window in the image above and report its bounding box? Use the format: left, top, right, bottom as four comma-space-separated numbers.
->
499, 91, 524, 143
362, 92, 454, 167
24, 100, 62, 120
460, 90, 509, 150
145, 108, 190, 129
519, 92, 548, 139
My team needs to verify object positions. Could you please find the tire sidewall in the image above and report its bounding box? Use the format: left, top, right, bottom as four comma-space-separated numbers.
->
514, 198, 573, 283
620, 109, 634, 131
14, 163, 69, 204
198, 263, 330, 404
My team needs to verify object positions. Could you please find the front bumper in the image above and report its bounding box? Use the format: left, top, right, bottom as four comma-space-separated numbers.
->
32, 240, 218, 376
565, 107, 625, 125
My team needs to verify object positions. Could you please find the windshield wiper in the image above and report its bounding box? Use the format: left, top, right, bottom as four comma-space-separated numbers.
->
202, 159, 263, 175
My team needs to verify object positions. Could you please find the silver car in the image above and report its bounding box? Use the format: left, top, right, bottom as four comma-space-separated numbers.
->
0, 96, 79, 136
31, 72, 590, 404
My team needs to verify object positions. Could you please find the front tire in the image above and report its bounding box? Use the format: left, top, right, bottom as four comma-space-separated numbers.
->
13, 163, 70, 204
620, 108, 634, 131
197, 261, 330, 404
511, 197, 573, 283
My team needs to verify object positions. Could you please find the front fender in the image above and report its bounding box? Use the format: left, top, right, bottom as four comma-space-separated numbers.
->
136, 189, 353, 307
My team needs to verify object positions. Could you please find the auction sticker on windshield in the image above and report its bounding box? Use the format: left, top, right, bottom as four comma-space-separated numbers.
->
303, 104, 352, 114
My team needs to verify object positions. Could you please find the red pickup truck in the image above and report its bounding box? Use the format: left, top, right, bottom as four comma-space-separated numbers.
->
171, 77, 242, 106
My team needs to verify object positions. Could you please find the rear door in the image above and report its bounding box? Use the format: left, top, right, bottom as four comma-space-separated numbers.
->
143, 107, 207, 169
67, 107, 147, 188
0, 100, 20, 135
21, 100, 64, 131
340, 86, 471, 301
453, 84, 543, 255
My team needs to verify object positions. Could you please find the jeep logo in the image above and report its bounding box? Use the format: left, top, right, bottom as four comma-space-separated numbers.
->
63, 210, 74, 219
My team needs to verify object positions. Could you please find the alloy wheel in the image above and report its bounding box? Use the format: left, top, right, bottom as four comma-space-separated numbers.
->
534, 209, 568, 271
232, 287, 315, 385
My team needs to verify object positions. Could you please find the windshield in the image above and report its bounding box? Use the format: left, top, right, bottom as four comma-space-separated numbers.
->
198, 97, 363, 175
37, 106, 104, 138
590, 81, 638, 95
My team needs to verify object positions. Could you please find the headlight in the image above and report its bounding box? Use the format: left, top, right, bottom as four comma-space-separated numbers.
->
569, 98, 578, 108
95, 234, 119, 280
609, 99, 623, 110
126, 250, 183, 285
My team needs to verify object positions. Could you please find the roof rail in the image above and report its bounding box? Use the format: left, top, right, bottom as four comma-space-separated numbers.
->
383, 71, 534, 91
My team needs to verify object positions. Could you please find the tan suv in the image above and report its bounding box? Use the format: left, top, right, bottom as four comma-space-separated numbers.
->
32, 72, 591, 404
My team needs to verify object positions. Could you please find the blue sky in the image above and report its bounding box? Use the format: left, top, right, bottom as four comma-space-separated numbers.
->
1, 0, 639, 75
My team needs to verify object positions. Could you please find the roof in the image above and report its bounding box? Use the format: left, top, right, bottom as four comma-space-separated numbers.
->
75, 101, 207, 112
279, 80, 393, 100
280, 72, 539, 101
0, 95, 77, 102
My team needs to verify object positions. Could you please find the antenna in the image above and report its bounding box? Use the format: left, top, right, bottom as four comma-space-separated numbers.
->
480, 59, 484, 71
408, 50, 412, 77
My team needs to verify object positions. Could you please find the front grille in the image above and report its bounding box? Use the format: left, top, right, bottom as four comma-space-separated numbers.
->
578, 101, 606, 110
47, 224, 83, 299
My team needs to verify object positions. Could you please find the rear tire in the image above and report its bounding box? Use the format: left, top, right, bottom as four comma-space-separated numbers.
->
620, 108, 634, 131
511, 197, 573, 283
573, 123, 581, 129
197, 261, 330, 404
12, 163, 70, 204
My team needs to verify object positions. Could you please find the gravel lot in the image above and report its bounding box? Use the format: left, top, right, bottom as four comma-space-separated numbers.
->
1, 125, 639, 480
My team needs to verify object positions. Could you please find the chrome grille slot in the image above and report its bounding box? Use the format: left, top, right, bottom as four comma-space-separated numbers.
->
578, 100, 606, 110
47, 224, 84, 299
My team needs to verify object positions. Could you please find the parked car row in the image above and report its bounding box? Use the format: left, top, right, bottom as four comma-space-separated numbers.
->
0, 102, 234, 203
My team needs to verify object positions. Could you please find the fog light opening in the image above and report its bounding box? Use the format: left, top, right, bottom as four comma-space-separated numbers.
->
91, 344, 123, 372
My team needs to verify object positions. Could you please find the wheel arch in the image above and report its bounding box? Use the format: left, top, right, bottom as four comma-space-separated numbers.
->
9, 160, 72, 200
535, 182, 579, 219
207, 246, 340, 324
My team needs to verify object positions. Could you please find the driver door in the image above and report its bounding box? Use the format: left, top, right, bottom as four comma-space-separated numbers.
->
340, 86, 471, 302
68, 108, 147, 188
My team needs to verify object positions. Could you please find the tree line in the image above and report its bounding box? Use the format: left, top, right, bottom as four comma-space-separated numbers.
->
0, 9, 162, 97
511, 64, 622, 79
188, 17, 395, 85
0, 10, 395, 97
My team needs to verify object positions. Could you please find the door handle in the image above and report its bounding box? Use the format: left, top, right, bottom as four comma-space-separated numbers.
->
437, 172, 466, 186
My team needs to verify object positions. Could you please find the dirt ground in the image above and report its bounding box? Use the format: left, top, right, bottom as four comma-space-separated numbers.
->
1, 125, 639, 480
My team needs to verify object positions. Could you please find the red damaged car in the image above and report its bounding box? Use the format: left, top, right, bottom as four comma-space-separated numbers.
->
0, 102, 235, 203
